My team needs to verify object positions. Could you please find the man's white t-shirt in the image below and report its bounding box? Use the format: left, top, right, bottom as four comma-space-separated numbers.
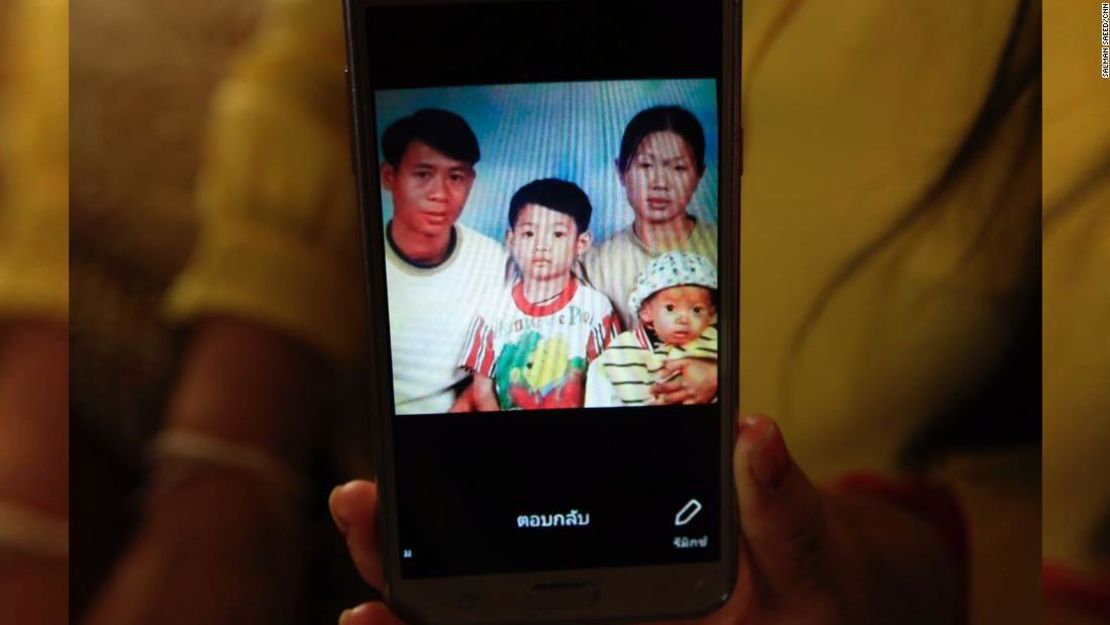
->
385, 223, 509, 414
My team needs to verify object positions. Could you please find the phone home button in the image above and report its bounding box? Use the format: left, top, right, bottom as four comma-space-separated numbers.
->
526, 582, 598, 610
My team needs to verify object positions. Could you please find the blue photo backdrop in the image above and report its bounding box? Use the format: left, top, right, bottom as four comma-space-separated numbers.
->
374, 79, 719, 245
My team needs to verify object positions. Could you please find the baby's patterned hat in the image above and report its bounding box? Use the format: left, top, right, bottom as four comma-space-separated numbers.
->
628, 251, 717, 314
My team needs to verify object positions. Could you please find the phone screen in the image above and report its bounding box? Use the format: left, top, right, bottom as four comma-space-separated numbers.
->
356, 0, 730, 580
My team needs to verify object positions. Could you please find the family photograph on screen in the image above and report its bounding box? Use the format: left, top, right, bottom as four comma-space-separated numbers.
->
374, 80, 721, 415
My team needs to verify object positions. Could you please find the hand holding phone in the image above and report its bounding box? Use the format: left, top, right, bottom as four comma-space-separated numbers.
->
344, 0, 740, 621
331, 415, 963, 625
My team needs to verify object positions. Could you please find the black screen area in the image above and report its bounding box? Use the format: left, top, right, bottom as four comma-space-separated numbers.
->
394, 406, 721, 577
359, 0, 729, 579
364, 0, 722, 88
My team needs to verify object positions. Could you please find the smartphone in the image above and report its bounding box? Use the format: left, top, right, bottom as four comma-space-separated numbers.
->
343, 0, 740, 622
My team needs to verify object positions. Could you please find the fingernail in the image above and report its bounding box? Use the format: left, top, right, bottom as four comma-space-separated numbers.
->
338, 608, 352, 625
738, 415, 769, 446
330, 485, 350, 536
744, 417, 791, 491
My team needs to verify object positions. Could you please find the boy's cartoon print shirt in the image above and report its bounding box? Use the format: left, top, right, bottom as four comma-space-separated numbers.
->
460, 279, 620, 410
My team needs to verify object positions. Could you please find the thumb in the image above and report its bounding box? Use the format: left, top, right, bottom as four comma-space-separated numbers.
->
329, 480, 384, 591
734, 414, 830, 598
340, 601, 408, 625
659, 359, 684, 373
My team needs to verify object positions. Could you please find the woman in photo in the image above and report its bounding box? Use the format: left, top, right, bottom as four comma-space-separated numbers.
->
583, 105, 719, 405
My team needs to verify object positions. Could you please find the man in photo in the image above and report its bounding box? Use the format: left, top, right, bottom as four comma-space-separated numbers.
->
380, 108, 509, 414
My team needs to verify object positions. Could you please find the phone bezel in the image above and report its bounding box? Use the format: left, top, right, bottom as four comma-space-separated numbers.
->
342, 0, 741, 622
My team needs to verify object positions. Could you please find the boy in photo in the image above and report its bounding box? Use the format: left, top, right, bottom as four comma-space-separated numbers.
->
584, 251, 717, 407
458, 179, 620, 411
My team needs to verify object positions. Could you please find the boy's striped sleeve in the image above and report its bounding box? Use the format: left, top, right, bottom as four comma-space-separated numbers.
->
461, 315, 496, 376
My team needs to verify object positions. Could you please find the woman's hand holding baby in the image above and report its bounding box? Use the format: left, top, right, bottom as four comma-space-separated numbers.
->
652, 358, 718, 405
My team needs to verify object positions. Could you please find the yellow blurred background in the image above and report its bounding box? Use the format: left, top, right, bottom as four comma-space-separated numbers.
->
8, 0, 1101, 623
67, 0, 265, 614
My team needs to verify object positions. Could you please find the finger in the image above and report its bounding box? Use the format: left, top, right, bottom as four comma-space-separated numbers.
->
658, 359, 685, 374
652, 376, 684, 393
653, 388, 689, 405
330, 480, 384, 591
734, 414, 830, 598
341, 601, 408, 625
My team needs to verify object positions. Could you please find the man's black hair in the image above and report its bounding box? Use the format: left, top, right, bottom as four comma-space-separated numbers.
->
617, 105, 706, 175
381, 108, 480, 167
508, 178, 592, 233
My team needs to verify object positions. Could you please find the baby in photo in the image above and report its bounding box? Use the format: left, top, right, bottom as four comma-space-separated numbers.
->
585, 251, 717, 407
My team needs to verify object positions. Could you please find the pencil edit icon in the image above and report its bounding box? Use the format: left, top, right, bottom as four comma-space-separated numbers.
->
675, 499, 703, 526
